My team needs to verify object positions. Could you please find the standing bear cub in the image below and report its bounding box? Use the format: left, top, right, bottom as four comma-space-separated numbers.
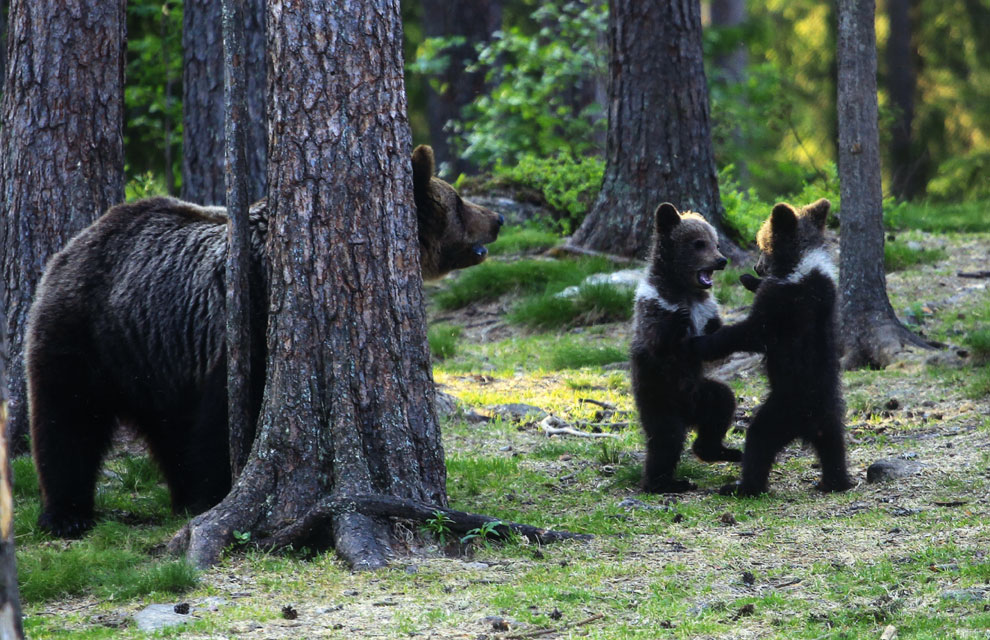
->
630, 203, 739, 493
26, 145, 502, 537
690, 198, 852, 496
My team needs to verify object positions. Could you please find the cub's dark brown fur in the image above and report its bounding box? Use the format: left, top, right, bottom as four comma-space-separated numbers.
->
630, 203, 739, 493
27, 145, 502, 537
691, 198, 851, 496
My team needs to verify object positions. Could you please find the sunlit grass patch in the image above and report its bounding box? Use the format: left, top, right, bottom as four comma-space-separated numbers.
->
884, 240, 947, 272
487, 225, 560, 256
885, 199, 990, 232
510, 283, 634, 329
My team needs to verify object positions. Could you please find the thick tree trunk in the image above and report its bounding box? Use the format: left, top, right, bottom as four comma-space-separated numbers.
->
223, 0, 253, 480
182, 0, 266, 205
172, 0, 446, 570
836, 0, 929, 369
420, 0, 502, 176
0, 0, 126, 455
0, 314, 25, 640
568, 0, 740, 261
886, 0, 919, 201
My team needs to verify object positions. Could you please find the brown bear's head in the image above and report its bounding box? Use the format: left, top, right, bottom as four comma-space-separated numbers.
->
753, 198, 830, 278
412, 145, 504, 280
649, 202, 728, 298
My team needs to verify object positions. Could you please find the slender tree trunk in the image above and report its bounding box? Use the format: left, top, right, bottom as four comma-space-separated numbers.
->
420, 0, 502, 176
182, 0, 266, 205
0, 312, 25, 640
173, 0, 445, 570
0, 0, 126, 455
836, 0, 929, 369
223, 0, 253, 480
568, 0, 741, 261
886, 0, 919, 201
710, 0, 747, 181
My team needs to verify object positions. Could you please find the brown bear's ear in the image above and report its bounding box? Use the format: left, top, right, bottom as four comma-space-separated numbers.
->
654, 202, 681, 234
411, 145, 435, 192
770, 203, 798, 234
803, 198, 831, 230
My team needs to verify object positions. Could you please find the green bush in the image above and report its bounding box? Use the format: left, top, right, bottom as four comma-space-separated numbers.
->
487, 225, 561, 256
493, 152, 604, 233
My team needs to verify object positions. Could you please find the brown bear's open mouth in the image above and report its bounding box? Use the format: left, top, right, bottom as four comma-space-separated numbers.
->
697, 269, 714, 288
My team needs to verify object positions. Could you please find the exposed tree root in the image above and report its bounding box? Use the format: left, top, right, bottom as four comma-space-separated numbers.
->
253, 494, 593, 557
841, 320, 936, 370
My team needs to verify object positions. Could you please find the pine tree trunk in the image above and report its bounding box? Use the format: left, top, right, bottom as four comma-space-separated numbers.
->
0, 0, 126, 455
836, 0, 929, 369
173, 0, 446, 570
568, 0, 739, 261
182, 0, 266, 205
0, 313, 24, 640
420, 0, 502, 176
886, 0, 919, 201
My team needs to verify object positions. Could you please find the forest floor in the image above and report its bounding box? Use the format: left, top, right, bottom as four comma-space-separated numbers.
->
17, 226, 990, 639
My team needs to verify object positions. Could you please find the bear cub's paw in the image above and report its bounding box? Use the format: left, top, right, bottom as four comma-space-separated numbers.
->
718, 481, 766, 498
814, 476, 853, 493
692, 441, 743, 463
738, 273, 762, 292
643, 477, 697, 494
38, 511, 94, 539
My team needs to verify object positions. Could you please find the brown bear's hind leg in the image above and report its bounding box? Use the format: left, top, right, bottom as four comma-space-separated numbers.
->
690, 379, 740, 463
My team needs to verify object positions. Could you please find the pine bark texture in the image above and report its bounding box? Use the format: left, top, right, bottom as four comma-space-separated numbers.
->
569, 0, 736, 260
885, 0, 919, 200
420, 0, 502, 176
173, 0, 445, 570
836, 0, 928, 369
0, 313, 25, 640
182, 0, 266, 205
223, 0, 253, 479
0, 0, 126, 454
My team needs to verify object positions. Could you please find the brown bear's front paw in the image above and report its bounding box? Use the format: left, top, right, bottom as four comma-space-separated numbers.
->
643, 477, 697, 494
719, 481, 765, 497
815, 476, 853, 493
692, 442, 743, 463
38, 511, 94, 538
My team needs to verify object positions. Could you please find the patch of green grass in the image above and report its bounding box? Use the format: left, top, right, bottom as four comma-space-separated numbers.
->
509, 283, 634, 329
884, 240, 947, 272
487, 225, 560, 256
548, 341, 627, 369
713, 266, 756, 309
885, 199, 990, 232
432, 256, 619, 310
964, 327, 990, 361
428, 323, 463, 360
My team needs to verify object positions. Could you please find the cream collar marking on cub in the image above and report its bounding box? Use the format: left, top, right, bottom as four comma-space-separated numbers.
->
635, 280, 720, 335
785, 246, 837, 284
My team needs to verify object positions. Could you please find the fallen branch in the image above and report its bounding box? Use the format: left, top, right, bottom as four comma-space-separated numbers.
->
541, 416, 618, 439
505, 613, 606, 640
253, 493, 592, 552
545, 243, 639, 264
957, 270, 990, 279
578, 398, 616, 411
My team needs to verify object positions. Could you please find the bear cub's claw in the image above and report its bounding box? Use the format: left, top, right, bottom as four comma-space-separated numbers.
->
38, 511, 94, 539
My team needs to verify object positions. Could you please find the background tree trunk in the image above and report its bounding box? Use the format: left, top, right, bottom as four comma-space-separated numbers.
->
836, 0, 929, 369
182, 0, 266, 205
886, 0, 920, 201
223, 0, 253, 480
568, 0, 739, 260
172, 0, 446, 570
0, 0, 126, 455
710, 0, 747, 181
420, 0, 502, 177
0, 312, 25, 640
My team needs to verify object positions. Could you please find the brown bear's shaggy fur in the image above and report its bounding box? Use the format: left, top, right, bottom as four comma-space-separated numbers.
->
27, 145, 502, 537
691, 198, 851, 496
630, 203, 739, 493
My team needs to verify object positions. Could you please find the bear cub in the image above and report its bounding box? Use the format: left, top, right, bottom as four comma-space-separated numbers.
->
630, 203, 739, 493
26, 145, 502, 538
690, 198, 852, 496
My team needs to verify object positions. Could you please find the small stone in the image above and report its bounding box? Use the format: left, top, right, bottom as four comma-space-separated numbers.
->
343, 590, 360, 597
720, 512, 737, 526
483, 616, 510, 631
867, 458, 924, 483
132, 605, 194, 632
173, 603, 190, 615
463, 561, 489, 570
742, 571, 755, 586
549, 607, 563, 620
490, 403, 548, 423
885, 398, 900, 410
281, 605, 298, 620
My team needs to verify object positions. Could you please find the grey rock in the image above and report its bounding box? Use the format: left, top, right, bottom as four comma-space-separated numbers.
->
556, 269, 644, 299
941, 588, 986, 603
866, 458, 924, 483
467, 195, 554, 226
617, 498, 668, 511
490, 403, 547, 423
132, 604, 193, 632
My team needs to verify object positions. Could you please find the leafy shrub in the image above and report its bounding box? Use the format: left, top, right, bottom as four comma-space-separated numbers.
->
964, 328, 990, 362
487, 224, 561, 256
493, 152, 604, 233
926, 151, 990, 202
884, 199, 990, 233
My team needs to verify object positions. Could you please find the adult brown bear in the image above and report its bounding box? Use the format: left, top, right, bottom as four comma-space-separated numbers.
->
26, 145, 502, 537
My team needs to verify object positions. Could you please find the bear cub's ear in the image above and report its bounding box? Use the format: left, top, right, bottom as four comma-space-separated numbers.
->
803, 198, 831, 230
654, 202, 681, 234
770, 203, 798, 234
411, 145, 436, 191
